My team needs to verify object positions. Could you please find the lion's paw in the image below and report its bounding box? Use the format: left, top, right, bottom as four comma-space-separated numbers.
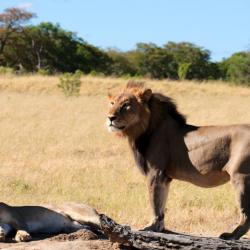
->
219, 232, 240, 240
141, 220, 165, 232
15, 230, 31, 242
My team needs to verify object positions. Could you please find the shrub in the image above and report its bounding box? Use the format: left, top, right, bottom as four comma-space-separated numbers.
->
74, 69, 84, 77
178, 63, 191, 80
0, 66, 14, 75
58, 72, 81, 97
89, 70, 105, 77
37, 68, 52, 76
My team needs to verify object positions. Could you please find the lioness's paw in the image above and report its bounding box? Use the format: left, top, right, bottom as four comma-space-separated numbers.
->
15, 230, 31, 242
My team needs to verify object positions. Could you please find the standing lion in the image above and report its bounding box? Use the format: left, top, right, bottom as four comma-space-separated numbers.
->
106, 81, 250, 240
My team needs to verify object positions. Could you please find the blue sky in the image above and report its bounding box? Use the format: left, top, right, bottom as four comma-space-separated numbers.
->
1, 0, 250, 61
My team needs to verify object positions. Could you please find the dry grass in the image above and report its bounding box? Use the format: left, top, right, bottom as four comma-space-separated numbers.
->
0, 75, 250, 237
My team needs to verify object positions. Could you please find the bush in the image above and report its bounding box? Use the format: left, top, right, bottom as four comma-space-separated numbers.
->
178, 63, 191, 80
58, 72, 81, 97
37, 68, 52, 76
89, 70, 105, 77
74, 69, 84, 77
0, 66, 14, 75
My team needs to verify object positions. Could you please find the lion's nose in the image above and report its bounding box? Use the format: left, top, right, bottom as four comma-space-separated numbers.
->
108, 116, 116, 122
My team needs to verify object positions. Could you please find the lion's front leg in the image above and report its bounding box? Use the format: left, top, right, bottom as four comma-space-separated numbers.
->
143, 171, 171, 232
15, 230, 31, 242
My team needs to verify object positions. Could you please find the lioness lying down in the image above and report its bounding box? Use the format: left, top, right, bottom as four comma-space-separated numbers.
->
0, 202, 100, 242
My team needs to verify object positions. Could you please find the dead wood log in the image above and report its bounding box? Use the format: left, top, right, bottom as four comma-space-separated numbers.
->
99, 214, 250, 250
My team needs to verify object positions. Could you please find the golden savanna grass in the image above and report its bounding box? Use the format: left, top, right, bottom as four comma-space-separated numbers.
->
0, 75, 250, 236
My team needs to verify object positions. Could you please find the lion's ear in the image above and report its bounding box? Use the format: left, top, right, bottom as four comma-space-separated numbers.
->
138, 88, 152, 102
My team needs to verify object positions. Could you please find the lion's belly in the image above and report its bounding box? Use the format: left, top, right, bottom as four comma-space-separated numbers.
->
22, 211, 70, 234
179, 170, 230, 188
27, 221, 61, 233
171, 153, 231, 188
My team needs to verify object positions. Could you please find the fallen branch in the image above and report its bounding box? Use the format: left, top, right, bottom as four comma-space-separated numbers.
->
99, 214, 250, 250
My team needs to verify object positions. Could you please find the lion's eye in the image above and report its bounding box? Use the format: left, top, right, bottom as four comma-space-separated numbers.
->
110, 101, 114, 106
121, 103, 131, 111
125, 104, 131, 110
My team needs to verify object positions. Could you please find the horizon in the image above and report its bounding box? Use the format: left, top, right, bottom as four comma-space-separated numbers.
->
1, 0, 250, 62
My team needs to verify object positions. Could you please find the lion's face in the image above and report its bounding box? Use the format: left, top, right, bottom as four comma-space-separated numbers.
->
106, 84, 152, 137
107, 93, 140, 132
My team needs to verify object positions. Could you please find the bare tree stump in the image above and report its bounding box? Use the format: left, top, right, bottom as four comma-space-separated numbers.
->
99, 214, 250, 250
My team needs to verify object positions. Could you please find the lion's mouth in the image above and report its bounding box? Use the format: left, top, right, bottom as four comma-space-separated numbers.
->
109, 124, 126, 131
106, 118, 126, 132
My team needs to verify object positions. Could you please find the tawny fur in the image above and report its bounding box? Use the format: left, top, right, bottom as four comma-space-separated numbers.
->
0, 202, 100, 242
107, 81, 250, 240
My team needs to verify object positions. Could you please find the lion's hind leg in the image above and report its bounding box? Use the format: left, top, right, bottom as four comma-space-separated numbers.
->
58, 203, 100, 228
220, 173, 250, 240
63, 220, 86, 233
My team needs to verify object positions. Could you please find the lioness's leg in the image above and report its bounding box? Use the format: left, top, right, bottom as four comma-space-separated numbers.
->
0, 225, 6, 242
15, 230, 32, 242
0, 203, 31, 242
220, 174, 250, 240
63, 220, 86, 233
0, 223, 12, 242
143, 171, 171, 232
11, 218, 31, 242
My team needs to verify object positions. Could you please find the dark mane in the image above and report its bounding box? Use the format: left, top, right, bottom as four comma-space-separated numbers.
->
149, 93, 186, 127
126, 81, 186, 127
132, 92, 186, 175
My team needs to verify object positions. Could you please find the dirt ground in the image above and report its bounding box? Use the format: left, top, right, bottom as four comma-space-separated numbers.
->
0, 230, 125, 250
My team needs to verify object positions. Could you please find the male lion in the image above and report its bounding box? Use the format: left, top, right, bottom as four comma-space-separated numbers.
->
0, 202, 100, 242
106, 81, 250, 240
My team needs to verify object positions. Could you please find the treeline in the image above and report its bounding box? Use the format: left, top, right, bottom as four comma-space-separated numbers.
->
0, 7, 250, 85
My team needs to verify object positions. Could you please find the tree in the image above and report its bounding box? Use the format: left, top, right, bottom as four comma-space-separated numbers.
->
3, 25, 45, 71
135, 43, 178, 79
32, 22, 112, 74
164, 42, 212, 80
107, 49, 137, 76
76, 42, 112, 74
2, 21, 112, 73
222, 52, 250, 85
0, 8, 35, 64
